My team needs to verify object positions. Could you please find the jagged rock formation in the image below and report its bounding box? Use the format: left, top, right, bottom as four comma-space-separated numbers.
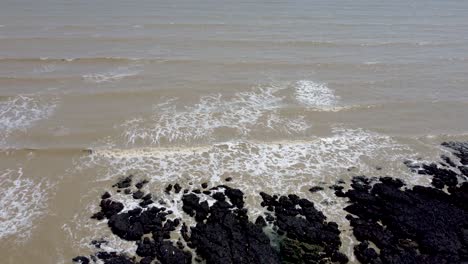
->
74, 180, 347, 263
340, 142, 468, 264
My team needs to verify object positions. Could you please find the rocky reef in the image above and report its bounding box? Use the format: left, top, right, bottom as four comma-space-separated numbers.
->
73, 178, 347, 264
339, 142, 468, 264
73, 142, 468, 264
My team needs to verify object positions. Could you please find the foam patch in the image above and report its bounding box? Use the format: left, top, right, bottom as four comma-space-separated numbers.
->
0, 168, 50, 241
86, 128, 416, 190
121, 84, 310, 145
0, 94, 56, 145
295, 80, 339, 109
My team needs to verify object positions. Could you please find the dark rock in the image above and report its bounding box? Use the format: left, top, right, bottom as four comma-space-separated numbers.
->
142, 193, 152, 201
225, 177, 232, 182
113, 176, 132, 189
212, 192, 225, 201
308, 186, 324, 193
124, 188, 132, 195
72, 256, 90, 264
132, 190, 144, 199
101, 192, 111, 199
260, 193, 345, 263
136, 237, 156, 258
91, 211, 105, 220
135, 180, 148, 189
139, 257, 153, 264
343, 175, 468, 264
189, 202, 280, 264
100, 199, 124, 218
255, 216, 267, 227
442, 142, 468, 165
420, 163, 458, 189
354, 241, 381, 264
79, 182, 350, 264
165, 184, 173, 194
265, 213, 275, 222
201, 182, 208, 189
441, 155, 457, 167
108, 206, 167, 241
139, 199, 153, 207
96, 252, 134, 264
174, 183, 182, 194
155, 241, 191, 264
332, 251, 350, 264
330, 184, 344, 191
259, 192, 277, 207
91, 239, 107, 248
460, 166, 468, 177
225, 187, 244, 208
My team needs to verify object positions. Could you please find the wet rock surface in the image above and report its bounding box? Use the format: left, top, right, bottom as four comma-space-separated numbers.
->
75, 178, 348, 263
183, 186, 281, 264
344, 142, 468, 264
259, 192, 347, 264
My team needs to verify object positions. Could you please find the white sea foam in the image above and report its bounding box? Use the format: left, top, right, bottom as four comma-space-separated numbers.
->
82, 65, 141, 83
0, 95, 57, 144
73, 127, 434, 260
122, 84, 311, 145
86, 127, 416, 189
295, 80, 339, 109
0, 168, 50, 241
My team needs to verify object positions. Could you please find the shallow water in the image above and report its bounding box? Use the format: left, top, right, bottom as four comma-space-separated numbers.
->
1, 0, 468, 263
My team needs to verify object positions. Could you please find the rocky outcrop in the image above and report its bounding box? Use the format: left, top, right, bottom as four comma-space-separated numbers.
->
343, 142, 468, 264
74, 180, 347, 264
74, 142, 468, 264
182, 186, 281, 264
259, 193, 348, 264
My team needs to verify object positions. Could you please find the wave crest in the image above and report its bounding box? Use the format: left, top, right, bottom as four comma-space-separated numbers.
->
122, 84, 311, 145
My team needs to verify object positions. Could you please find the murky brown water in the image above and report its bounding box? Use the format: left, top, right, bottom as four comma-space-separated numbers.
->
1, 0, 468, 263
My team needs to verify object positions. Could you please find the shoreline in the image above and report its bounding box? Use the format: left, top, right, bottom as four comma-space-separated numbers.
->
73, 142, 468, 264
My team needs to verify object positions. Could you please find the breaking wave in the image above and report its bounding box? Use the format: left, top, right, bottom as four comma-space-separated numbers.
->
294, 80, 341, 110
85, 127, 417, 189
122, 83, 311, 145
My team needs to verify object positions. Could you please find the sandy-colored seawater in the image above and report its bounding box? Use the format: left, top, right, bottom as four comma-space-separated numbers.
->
1, 0, 468, 263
